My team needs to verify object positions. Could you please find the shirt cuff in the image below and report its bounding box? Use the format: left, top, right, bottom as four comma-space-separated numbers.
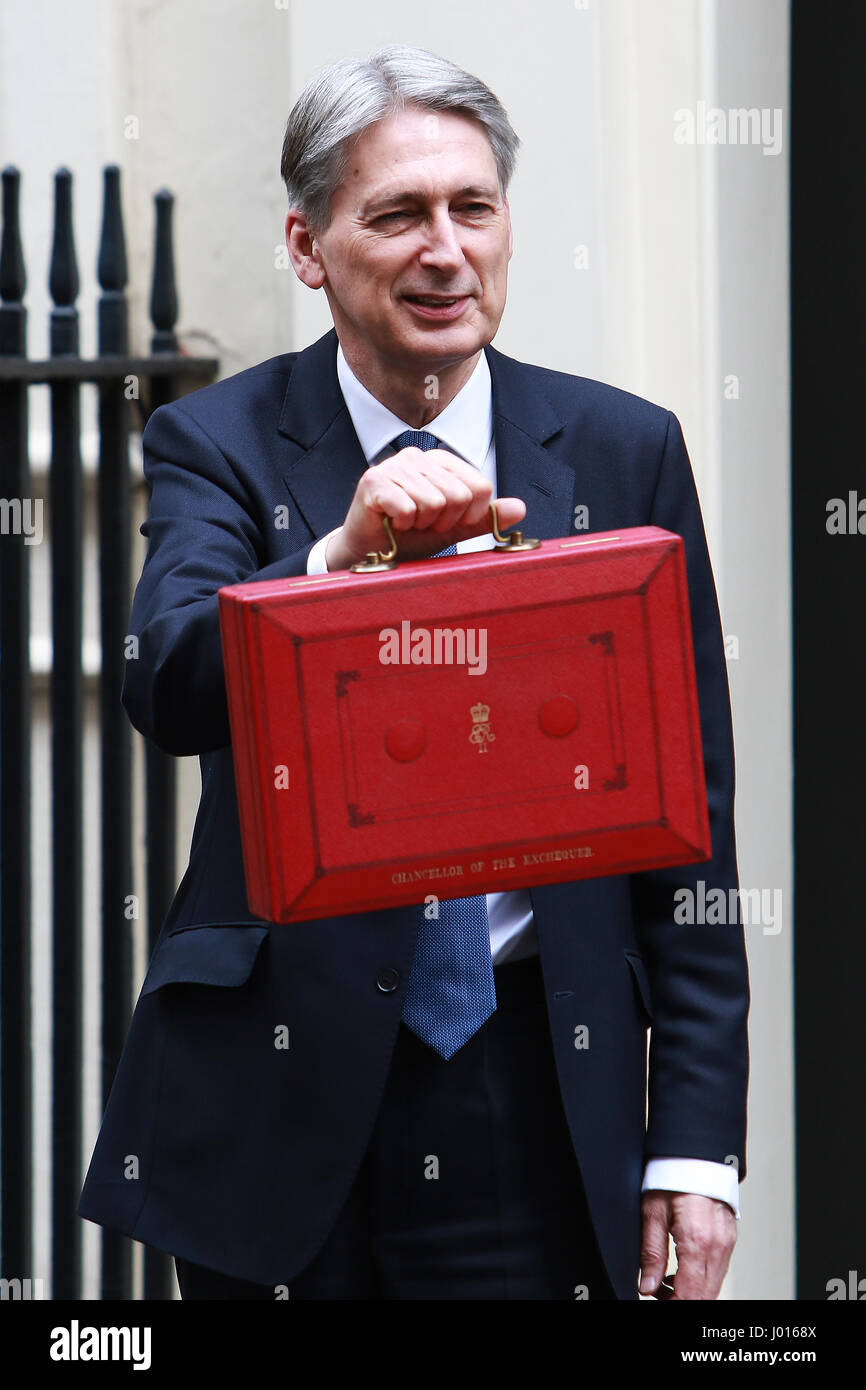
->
307, 527, 343, 574
642, 1157, 741, 1219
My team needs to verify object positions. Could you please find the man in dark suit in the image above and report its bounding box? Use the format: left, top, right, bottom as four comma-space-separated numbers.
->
78, 45, 749, 1300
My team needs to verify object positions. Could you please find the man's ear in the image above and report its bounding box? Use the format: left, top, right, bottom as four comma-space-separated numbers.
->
285, 210, 327, 289
504, 197, 514, 261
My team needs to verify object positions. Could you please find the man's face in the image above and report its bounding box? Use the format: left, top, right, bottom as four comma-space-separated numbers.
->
305, 106, 513, 377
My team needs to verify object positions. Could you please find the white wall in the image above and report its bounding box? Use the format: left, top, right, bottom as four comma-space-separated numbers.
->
601, 0, 793, 1301
711, 0, 792, 1301
0, 0, 792, 1300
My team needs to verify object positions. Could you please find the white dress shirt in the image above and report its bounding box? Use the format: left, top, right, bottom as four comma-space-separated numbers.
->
306, 343, 740, 1219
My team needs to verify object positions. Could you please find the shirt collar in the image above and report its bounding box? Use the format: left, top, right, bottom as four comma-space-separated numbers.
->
336, 342, 493, 468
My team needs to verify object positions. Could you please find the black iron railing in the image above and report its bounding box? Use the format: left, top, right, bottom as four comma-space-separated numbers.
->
0, 164, 219, 1300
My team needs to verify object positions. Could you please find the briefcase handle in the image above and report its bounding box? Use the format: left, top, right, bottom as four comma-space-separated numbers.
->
350, 501, 540, 572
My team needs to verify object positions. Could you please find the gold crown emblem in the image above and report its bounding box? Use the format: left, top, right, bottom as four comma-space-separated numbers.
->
470, 702, 490, 723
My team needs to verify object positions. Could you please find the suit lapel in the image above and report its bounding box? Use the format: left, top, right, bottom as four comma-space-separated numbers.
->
278, 329, 368, 539
485, 343, 576, 542
278, 328, 578, 545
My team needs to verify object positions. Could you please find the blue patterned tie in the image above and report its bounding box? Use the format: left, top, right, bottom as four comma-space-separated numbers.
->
392, 428, 441, 454
392, 430, 497, 1058
402, 894, 497, 1059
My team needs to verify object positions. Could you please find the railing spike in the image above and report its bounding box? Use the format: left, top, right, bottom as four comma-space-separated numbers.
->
150, 188, 178, 352
98, 166, 128, 353
0, 166, 26, 304
97, 165, 128, 294
49, 168, 79, 310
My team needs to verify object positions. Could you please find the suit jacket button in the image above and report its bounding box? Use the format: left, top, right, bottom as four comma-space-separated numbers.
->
376, 967, 400, 993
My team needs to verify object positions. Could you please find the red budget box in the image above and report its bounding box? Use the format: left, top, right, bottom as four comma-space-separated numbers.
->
217, 525, 711, 922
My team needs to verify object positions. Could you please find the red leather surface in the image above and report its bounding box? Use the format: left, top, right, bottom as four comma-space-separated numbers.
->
218, 526, 711, 922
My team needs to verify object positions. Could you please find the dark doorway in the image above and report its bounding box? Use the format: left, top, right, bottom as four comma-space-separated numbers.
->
791, 0, 866, 1301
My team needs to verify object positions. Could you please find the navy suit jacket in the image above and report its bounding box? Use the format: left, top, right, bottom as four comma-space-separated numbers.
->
78, 327, 749, 1300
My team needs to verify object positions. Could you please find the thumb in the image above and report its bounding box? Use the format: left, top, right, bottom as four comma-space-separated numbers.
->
639, 1195, 671, 1296
487, 496, 526, 533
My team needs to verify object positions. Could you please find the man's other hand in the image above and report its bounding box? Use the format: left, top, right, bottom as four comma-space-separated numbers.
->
639, 1191, 738, 1299
325, 445, 526, 569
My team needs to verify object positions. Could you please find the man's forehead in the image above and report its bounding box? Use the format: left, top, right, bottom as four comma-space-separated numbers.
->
347, 109, 495, 176
358, 104, 490, 149
336, 114, 500, 213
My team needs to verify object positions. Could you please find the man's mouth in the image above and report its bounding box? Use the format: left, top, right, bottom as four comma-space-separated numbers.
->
402, 293, 472, 319
405, 294, 466, 304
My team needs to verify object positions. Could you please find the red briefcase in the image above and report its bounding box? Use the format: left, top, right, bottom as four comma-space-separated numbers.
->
217, 514, 711, 922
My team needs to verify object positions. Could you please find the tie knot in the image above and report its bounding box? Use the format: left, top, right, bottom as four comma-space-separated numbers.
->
393, 429, 440, 452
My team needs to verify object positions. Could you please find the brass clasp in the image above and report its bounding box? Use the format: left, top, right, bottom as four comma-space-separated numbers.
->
350, 515, 398, 572
350, 502, 538, 572
490, 502, 540, 552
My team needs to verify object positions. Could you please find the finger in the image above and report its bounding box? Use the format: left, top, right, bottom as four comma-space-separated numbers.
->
669, 1197, 736, 1300
388, 447, 482, 493
639, 1197, 672, 1296
358, 467, 467, 536
390, 449, 494, 529
390, 445, 480, 488
396, 458, 489, 532
701, 1211, 738, 1299
420, 451, 495, 527
481, 496, 526, 532
380, 450, 527, 534
348, 476, 525, 560
359, 480, 426, 536
405, 494, 527, 552
667, 1243, 708, 1300
366, 456, 477, 532
366, 467, 461, 532
389, 464, 478, 533
412, 476, 526, 536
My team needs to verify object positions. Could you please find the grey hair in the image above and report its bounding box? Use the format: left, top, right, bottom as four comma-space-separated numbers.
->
281, 45, 520, 232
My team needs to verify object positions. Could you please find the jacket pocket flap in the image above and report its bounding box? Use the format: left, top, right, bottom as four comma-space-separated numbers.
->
624, 948, 653, 1022
141, 924, 269, 995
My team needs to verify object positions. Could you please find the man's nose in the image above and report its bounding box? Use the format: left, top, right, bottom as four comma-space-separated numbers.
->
418, 209, 466, 272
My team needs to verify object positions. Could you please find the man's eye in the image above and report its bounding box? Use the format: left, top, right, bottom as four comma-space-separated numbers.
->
377, 210, 411, 224
458, 204, 490, 215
